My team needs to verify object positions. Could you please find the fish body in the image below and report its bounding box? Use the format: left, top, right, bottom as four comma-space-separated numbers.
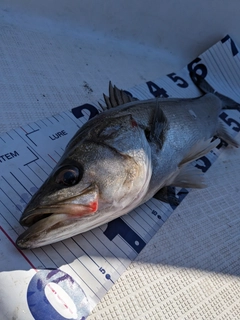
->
16, 85, 238, 249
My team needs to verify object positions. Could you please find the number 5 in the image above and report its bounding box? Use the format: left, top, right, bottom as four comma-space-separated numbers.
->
167, 73, 188, 88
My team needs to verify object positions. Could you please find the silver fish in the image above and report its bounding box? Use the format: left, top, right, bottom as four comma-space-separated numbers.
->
16, 83, 239, 249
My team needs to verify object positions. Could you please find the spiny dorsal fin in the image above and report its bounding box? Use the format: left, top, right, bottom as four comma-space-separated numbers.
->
99, 81, 138, 110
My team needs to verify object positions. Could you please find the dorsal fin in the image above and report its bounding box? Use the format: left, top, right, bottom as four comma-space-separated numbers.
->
99, 81, 138, 110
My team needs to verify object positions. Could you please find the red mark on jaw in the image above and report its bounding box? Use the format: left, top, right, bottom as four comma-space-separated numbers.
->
89, 201, 98, 212
130, 117, 138, 128
67, 200, 98, 218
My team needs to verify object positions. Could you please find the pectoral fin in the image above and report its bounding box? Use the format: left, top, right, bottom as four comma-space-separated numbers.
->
150, 103, 169, 147
180, 138, 220, 166
171, 165, 206, 188
172, 138, 219, 188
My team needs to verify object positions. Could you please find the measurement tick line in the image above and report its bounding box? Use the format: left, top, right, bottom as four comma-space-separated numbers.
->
47, 118, 53, 124
81, 233, 116, 274
54, 150, 62, 158
24, 146, 39, 166
34, 122, 41, 129
20, 126, 27, 133
6, 132, 14, 140
27, 164, 44, 182
40, 119, 48, 127
48, 154, 57, 163
63, 111, 81, 127
99, 227, 130, 262
61, 242, 102, 299
14, 129, 34, 148
26, 129, 40, 147
127, 210, 152, 232
0, 200, 19, 225
0, 226, 36, 270
52, 115, 60, 122
18, 168, 38, 188
89, 230, 125, 271
72, 237, 100, 268
10, 172, 32, 195
1, 177, 28, 204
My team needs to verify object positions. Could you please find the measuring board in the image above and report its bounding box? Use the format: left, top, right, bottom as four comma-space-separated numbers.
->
0, 35, 240, 319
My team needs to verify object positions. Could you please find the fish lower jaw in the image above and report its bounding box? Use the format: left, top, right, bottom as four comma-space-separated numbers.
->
16, 213, 69, 249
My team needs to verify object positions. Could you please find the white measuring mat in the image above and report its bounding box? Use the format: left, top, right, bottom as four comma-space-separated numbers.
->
0, 35, 240, 319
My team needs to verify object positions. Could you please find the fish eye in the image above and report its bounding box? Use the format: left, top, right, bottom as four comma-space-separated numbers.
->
55, 165, 82, 186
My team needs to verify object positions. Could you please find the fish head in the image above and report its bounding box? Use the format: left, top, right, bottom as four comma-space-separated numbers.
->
16, 115, 151, 249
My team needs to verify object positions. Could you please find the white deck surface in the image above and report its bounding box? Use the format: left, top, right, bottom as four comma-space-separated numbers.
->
0, 2, 240, 319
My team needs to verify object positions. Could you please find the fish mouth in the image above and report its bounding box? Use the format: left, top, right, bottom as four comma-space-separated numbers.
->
19, 202, 98, 227
16, 184, 99, 249
16, 203, 99, 250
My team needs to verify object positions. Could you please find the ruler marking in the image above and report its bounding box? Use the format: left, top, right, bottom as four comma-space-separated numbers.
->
23, 146, 39, 166
34, 122, 41, 129
0, 226, 37, 270
6, 132, 14, 140
26, 165, 45, 182
52, 115, 60, 123
1, 177, 28, 205
48, 154, 57, 164
40, 120, 48, 127
89, 230, 124, 272
61, 242, 103, 299
10, 172, 33, 196
0, 199, 20, 224
47, 118, 54, 125
63, 111, 81, 127
25, 129, 40, 147
18, 168, 38, 188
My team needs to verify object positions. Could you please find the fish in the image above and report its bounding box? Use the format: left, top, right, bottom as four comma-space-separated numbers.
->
16, 81, 239, 249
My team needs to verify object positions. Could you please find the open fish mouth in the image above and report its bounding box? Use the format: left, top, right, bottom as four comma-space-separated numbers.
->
16, 201, 99, 249
16, 212, 70, 249
19, 202, 98, 227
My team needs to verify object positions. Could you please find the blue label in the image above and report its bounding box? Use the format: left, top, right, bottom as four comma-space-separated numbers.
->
27, 269, 90, 320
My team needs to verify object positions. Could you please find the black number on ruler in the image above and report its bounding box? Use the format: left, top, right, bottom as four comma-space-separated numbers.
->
103, 218, 146, 253
187, 57, 208, 79
146, 81, 169, 98
221, 35, 239, 57
151, 210, 162, 220
99, 267, 111, 280
219, 112, 240, 132
72, 103, 99, 120
195, 156, 211, 173
99, 267, 105, 274
168, 188, 189, 210
167, 73, 189, 88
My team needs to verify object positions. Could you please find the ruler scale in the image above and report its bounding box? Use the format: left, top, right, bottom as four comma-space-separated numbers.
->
0, 35, 240, 319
